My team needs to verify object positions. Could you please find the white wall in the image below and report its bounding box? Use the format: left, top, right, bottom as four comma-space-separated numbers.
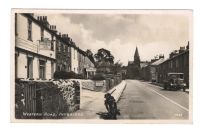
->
16, 14, 56, 59
33, 57, 39, 79
16, 14, 38, 53
16, 14, 28, 42
71, 47, 79, 73
16, 52, 27, 78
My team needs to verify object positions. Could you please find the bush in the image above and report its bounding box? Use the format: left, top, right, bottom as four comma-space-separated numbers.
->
75, 74, 84, 79
53, 71, 76, 79
54, 71, 85, 79
91, 73, 106, 80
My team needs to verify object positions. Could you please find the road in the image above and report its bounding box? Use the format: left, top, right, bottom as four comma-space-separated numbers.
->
117, 80, 189, 119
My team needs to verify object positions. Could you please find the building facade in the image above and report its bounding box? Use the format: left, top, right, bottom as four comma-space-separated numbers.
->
55, 34, 71, 72
141, 56, 165, 82
70, 44, 79, 74
15, 13, 56, 80
157, 43, 189, 87
15, 13, 96, 80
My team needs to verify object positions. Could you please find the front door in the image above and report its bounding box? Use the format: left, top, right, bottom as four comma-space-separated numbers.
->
27, 57, 33, 78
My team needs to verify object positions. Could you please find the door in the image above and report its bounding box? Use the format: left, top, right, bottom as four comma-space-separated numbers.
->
39, 60, 46, 79
27, 57, 33, 78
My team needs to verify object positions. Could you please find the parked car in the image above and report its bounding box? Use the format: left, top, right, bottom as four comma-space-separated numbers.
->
163, 73, 186, 91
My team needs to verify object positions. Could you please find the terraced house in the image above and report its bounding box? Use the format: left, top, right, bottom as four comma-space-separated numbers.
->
15, 13, 57, 80
15, 13, 96, 80
55, 33, 71, 72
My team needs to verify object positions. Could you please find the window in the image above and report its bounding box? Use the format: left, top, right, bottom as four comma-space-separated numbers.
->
51, 62, 54, 78
58, 42, 61, 52
68, 47, 70, 57
15, 14, 18, 36
15, 54, 18, 78
74, 48, 75, 59
61, 43, 64, 52
27, 19, 32, 41
68, 47, 70, 53
175, 59, 179, 68
39, 60, 46, 79
51, 40, 54, 51
77, 51, 79, 59
169, 61, 173, 69
41, 28, 44, 41
27, 57, 33, 78
63, 45, 66, 52
51, 35, 53, 50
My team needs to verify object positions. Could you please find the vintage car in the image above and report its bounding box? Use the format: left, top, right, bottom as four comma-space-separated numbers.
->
163, 73, 186, 91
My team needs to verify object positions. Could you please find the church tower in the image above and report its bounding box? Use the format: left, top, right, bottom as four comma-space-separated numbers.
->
134, 46, 141, 68
126, 46, 141, 79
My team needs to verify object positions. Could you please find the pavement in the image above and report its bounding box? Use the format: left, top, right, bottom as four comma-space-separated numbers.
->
65, 80, 127, 119
108, 80, 127, 102
117, 80, 189, 119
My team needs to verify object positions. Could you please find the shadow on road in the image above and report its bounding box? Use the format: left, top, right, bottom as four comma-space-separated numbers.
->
96, 112, 113, 120
96, 110, 120, 120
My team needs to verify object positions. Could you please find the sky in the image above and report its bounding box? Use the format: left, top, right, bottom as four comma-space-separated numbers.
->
36, 12, 191, 66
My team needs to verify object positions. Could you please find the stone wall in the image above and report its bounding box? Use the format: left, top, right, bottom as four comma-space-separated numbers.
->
15, 79, 80, 119
81, 74, 122, 92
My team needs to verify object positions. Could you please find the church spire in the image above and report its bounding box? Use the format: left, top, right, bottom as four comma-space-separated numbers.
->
134, 46, 140, 62
134, 46, 141, 68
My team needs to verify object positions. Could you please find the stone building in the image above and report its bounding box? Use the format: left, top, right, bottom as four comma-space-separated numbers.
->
55, 34, 71, 72
77, 48, 96, 78
126, 47, 141, 79
140, 55, 165, 82
157, 42, 189, 87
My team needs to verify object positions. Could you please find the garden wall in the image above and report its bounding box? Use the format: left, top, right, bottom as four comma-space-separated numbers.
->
15, 79, 80, 119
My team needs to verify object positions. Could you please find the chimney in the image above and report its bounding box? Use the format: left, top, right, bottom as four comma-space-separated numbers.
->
179, 46, 185, 53
159, 54, 164, 59
169, 50, 178, 58
58, 32, 61, 38
186, 41, 189, 50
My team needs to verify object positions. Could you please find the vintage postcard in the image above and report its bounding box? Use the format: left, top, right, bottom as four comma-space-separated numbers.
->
11, 9, 193, 123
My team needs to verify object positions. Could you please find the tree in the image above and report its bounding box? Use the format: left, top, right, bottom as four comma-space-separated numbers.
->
111, 60, 123, 74
94, 48, 114, 65
94, 48, 114, 73
86, 49, 95, 65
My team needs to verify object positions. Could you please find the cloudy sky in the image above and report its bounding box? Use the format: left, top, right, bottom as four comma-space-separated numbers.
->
37, 12, 191, 66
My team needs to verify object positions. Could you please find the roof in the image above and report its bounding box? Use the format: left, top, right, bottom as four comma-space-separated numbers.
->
151, 58, 165, 66
168, 73, 184, 75
128, 61, 133, 65
159, 50, 189, 65
140, 62, 149, 68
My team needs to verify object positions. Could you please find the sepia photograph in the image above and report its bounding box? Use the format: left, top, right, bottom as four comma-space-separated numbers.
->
11, 9, 192, 123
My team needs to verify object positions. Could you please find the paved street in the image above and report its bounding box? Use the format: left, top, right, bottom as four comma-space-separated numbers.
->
117, 80, 189, 119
